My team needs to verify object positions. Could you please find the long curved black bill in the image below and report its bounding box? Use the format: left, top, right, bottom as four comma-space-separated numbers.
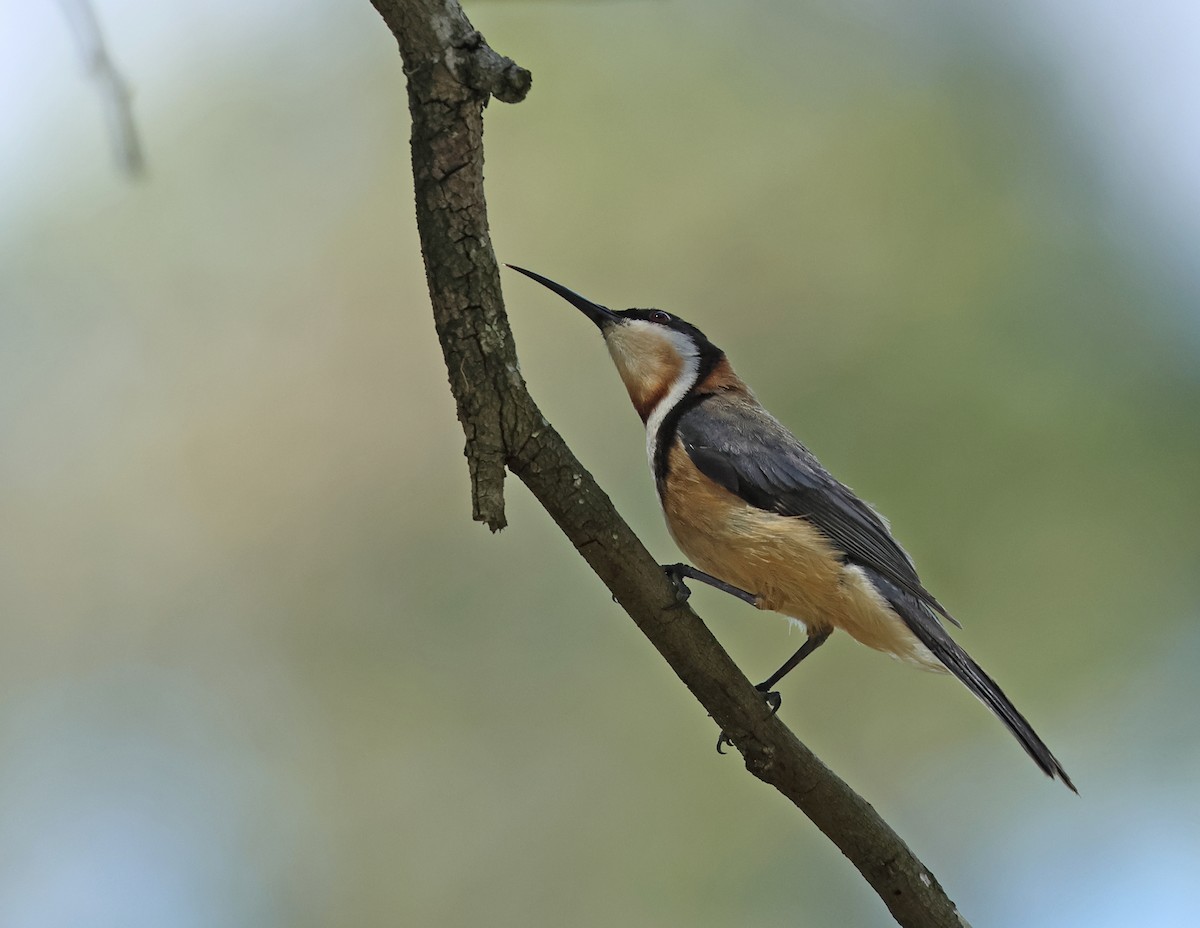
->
506, 265, 621, 330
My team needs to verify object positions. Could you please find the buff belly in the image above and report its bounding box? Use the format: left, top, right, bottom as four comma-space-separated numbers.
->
661, 444, 943, 671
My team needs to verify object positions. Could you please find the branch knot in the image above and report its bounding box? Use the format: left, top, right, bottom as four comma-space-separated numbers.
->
447, 29, 531, 103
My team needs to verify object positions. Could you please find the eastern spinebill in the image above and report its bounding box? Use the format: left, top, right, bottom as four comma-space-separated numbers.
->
509, 264, 1075, 791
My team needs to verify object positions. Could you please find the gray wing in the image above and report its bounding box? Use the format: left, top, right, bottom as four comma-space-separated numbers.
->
675, 394, 960, 628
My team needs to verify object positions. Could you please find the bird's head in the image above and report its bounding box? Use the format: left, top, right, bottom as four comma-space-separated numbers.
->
508, 265, 726, 423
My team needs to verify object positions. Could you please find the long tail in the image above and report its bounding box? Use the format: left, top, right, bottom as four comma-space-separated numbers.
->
867, 570, 1077, 792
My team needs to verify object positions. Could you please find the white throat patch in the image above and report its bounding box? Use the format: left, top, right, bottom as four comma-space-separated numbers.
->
601, 319, 703, 473
644, 358, 698, 471
639, 331, 701, 473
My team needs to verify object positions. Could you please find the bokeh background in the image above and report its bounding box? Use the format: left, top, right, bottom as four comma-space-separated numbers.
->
3, 1, 1199, 925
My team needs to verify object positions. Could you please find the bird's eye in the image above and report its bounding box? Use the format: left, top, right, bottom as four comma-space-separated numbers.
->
649, 310, 672, 324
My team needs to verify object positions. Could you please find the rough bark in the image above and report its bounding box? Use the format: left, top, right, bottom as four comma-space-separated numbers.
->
370, 2, 970, 925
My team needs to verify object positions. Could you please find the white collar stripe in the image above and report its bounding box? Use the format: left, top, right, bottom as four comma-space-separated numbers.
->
643, 351, 701, 474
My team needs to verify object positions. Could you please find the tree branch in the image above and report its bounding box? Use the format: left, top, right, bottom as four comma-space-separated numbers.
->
371, 2, 970, 925
58, 0, 145, 177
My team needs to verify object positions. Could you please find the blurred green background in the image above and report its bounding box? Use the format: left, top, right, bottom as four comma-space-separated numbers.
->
3, 1, 1199, 925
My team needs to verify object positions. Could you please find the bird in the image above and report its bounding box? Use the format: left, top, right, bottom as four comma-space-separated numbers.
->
508, 264, 1075, 791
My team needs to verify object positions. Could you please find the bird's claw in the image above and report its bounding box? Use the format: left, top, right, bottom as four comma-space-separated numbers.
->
761, 689, 782, 716
662, 563, 692, 609
715, 689, 784, 754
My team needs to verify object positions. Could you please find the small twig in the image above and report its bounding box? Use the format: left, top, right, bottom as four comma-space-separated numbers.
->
57, 0, 145, 178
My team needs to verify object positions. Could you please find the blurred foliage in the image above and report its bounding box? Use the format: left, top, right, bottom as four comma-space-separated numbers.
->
1, 1, 1198, 927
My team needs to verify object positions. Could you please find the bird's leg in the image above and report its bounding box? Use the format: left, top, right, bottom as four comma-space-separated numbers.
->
662, 563, 758, 609
717, 627, 833, 754
755, 626, 833, 695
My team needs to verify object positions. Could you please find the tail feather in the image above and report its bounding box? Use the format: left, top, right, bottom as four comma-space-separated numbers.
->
923, 629, 1076, 792
866, 570, 1077, 792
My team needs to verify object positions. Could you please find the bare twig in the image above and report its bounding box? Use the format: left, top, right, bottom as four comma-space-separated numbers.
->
58, 0, 145, 177
370, 1, 970, 925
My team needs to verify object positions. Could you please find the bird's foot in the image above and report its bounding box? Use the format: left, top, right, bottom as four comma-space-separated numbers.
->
661, 563, 758, 608
716, 686, 783, 753
662, 563, 693, 609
